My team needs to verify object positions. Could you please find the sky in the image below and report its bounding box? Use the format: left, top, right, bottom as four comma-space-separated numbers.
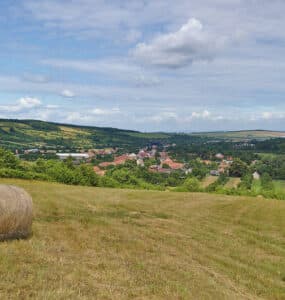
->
0, 0, 285, 132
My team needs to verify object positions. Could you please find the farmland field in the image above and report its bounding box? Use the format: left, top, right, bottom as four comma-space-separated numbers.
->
0, 179, 284, 299
201, 175, 218, 188
224, 177, 241, 189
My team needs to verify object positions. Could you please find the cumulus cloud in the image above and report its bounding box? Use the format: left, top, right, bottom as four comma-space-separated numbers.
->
18, 97, 41, 108
133, 18, 226, 68
0, 97, 42, 112
61, 89, 75, 98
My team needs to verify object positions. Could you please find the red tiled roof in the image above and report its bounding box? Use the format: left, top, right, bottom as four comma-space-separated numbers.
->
163, 158, 184, 170
93, 166, 106, 176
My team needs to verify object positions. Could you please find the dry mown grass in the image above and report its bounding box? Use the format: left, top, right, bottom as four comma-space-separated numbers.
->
224, 178, 241, 189
0, 179, 284, 299
201, 175, 218, 188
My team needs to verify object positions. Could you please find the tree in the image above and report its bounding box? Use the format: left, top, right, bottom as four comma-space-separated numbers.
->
0, 148, 19, 169
229, 159, 248, 177
183, 177, 200, 192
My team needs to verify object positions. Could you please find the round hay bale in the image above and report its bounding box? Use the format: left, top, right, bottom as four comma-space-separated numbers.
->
0, 185, 33, 241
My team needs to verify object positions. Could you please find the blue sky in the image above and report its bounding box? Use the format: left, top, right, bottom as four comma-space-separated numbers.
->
0, 0, 285, 132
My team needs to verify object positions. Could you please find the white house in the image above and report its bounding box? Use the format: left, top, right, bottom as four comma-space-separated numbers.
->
253, 171, 260, 180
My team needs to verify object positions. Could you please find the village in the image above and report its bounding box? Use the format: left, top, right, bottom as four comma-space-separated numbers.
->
21, 145, 261, 181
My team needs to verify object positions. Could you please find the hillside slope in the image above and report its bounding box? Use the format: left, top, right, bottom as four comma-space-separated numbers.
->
0, 119, 283, 150
0, 119, 171, 150
0, 179, 284, 299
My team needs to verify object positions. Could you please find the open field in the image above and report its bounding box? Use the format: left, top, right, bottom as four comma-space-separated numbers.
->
194, 130, 285, 140
0, 179, 284, 299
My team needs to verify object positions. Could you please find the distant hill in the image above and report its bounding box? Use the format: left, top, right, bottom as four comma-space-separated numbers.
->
191, 130, 285, 140
0, 119, 283, 150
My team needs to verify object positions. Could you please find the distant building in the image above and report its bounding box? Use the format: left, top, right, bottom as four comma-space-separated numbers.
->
56, 153, 89, 160
136, 158, 145, 167
138, 150, 149, 159
162, 158, 184, 170
24, 149, 39, 154
185, 168, 193, 175
215, 153, 224, 160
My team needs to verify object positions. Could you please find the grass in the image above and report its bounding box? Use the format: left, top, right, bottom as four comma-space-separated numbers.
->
0, 179, 284, 299
224, 177, 241, 189
274, 180, 285, 192
201, 175, 218, 188
195, 130, 285, 140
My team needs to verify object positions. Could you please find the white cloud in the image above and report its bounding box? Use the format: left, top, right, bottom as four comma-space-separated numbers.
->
18, 97, 41, 108
91, 107, 121, 115
0, 97, 42, 112
133, 18, 226, 68
190, 110, 211, 119
61, 89, 75, 98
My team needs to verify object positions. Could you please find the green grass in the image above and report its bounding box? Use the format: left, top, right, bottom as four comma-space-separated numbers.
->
0, 179, 284, 299
274, 180, 285, 192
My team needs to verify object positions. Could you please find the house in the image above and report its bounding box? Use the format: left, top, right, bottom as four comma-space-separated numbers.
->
93, 166, 106, 176
210, 170, 220, 176
99, 161, 114, 168
253, 171, 260, 180
99, 154, 134, 168
128, 153, 137, 160
136, 158, 145, 167
162, 158, 184, 170
137, 150, 150, 159
215, 153, 224, 160
185, 168, 193, 175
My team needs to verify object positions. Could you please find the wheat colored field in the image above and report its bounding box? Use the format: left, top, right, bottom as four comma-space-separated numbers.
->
0, 179, 284, 299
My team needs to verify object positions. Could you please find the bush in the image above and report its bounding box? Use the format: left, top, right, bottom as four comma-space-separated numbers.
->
183, 177, 200, 192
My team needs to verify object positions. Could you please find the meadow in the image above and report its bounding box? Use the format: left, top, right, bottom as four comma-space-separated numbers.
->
0, 179, 284, 299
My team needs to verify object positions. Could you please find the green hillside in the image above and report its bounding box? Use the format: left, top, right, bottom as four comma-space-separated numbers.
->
0, 119, 283, 151
0, 119, 172, 150
0, 179, 284, 299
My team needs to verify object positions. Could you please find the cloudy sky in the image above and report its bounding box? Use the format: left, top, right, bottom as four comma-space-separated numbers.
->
0, 0, 284, 132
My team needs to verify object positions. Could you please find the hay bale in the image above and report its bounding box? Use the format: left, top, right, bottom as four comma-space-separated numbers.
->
0, 185, 33, 241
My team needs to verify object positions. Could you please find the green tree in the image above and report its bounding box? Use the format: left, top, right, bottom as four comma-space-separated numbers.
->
229, 159, 248, 177
183, 177, 200, 192
0, 148, 19, 169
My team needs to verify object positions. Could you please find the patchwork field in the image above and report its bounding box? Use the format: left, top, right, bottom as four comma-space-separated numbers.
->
0, 179, 284, 299
195, 130, 285, 140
